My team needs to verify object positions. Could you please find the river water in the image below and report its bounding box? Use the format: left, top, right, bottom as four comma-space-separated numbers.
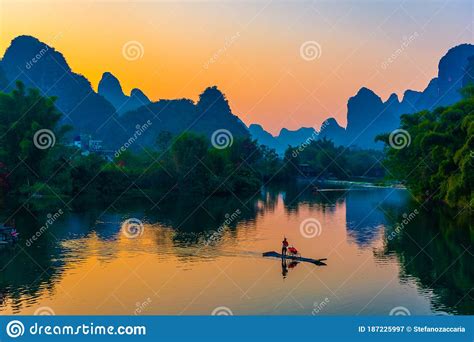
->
0, 181, 472, 315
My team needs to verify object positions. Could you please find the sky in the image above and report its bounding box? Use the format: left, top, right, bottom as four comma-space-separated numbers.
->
0, 0, 473, 135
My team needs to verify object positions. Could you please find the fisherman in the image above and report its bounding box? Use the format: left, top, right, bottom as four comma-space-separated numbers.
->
282, 237, 289, 256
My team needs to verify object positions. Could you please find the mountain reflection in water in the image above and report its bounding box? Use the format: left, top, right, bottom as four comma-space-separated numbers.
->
0, 182, 472, 315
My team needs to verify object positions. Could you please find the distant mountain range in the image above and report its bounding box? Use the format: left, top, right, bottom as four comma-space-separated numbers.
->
0, 35, 248, 151
0, 35, 473, 153
108, 86, 249, 150
249, 117, 347, 155
251, 43, 474, 152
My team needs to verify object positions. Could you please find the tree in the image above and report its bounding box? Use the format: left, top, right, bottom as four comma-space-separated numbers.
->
0, 82, 71, 196
171, 132, 210, 193
376, 86, 474, 208
156, 131, 173, 151
281, 138, 384, 180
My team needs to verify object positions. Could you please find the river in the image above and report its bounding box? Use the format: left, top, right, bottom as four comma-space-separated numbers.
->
0, 181, 472, 315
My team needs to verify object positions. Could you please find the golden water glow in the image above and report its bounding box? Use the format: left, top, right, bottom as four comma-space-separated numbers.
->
0, 193, 432, 315
0, 0, 472, 134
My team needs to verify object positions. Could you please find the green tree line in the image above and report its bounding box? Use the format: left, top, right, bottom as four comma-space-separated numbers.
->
0, 82, 405, 205
376, 86, 474, 208
281, 138, 385, 180
0, 82, 282, 201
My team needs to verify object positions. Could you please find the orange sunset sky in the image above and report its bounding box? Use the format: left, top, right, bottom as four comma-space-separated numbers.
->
0, 0, 473, 135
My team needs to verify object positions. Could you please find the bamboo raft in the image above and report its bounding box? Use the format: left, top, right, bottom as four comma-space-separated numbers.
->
262, 251, 327, 266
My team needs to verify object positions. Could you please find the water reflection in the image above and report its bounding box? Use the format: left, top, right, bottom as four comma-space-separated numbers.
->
345, 188, 409, 246
281, 259, 299, 279
0, 182, 472, 314
382, 207, 474, 315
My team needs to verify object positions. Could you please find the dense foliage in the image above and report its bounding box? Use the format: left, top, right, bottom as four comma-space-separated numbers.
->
1, 82, 391, 204
0, 83, 274, 200
376, 86, 474, 208
0, 82, 71, 196
282, 138, 385, 180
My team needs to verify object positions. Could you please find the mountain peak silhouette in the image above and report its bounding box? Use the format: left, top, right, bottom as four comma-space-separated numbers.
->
386, 93, 400, 104
1, 35, 118, 136
4, 35, 70, 72
197, 86, 231, 114
99, 72, 122, 91
98, 71, 150, 115
0, 35, 248, 149
250, 43, 474, 150
130, 88, 150, 102
2, 35, 473, 152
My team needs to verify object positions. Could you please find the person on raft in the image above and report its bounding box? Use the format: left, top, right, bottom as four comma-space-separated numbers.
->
282, 237, 289, 256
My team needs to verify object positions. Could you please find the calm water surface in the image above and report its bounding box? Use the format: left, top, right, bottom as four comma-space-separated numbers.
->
0, 182, 472, 315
